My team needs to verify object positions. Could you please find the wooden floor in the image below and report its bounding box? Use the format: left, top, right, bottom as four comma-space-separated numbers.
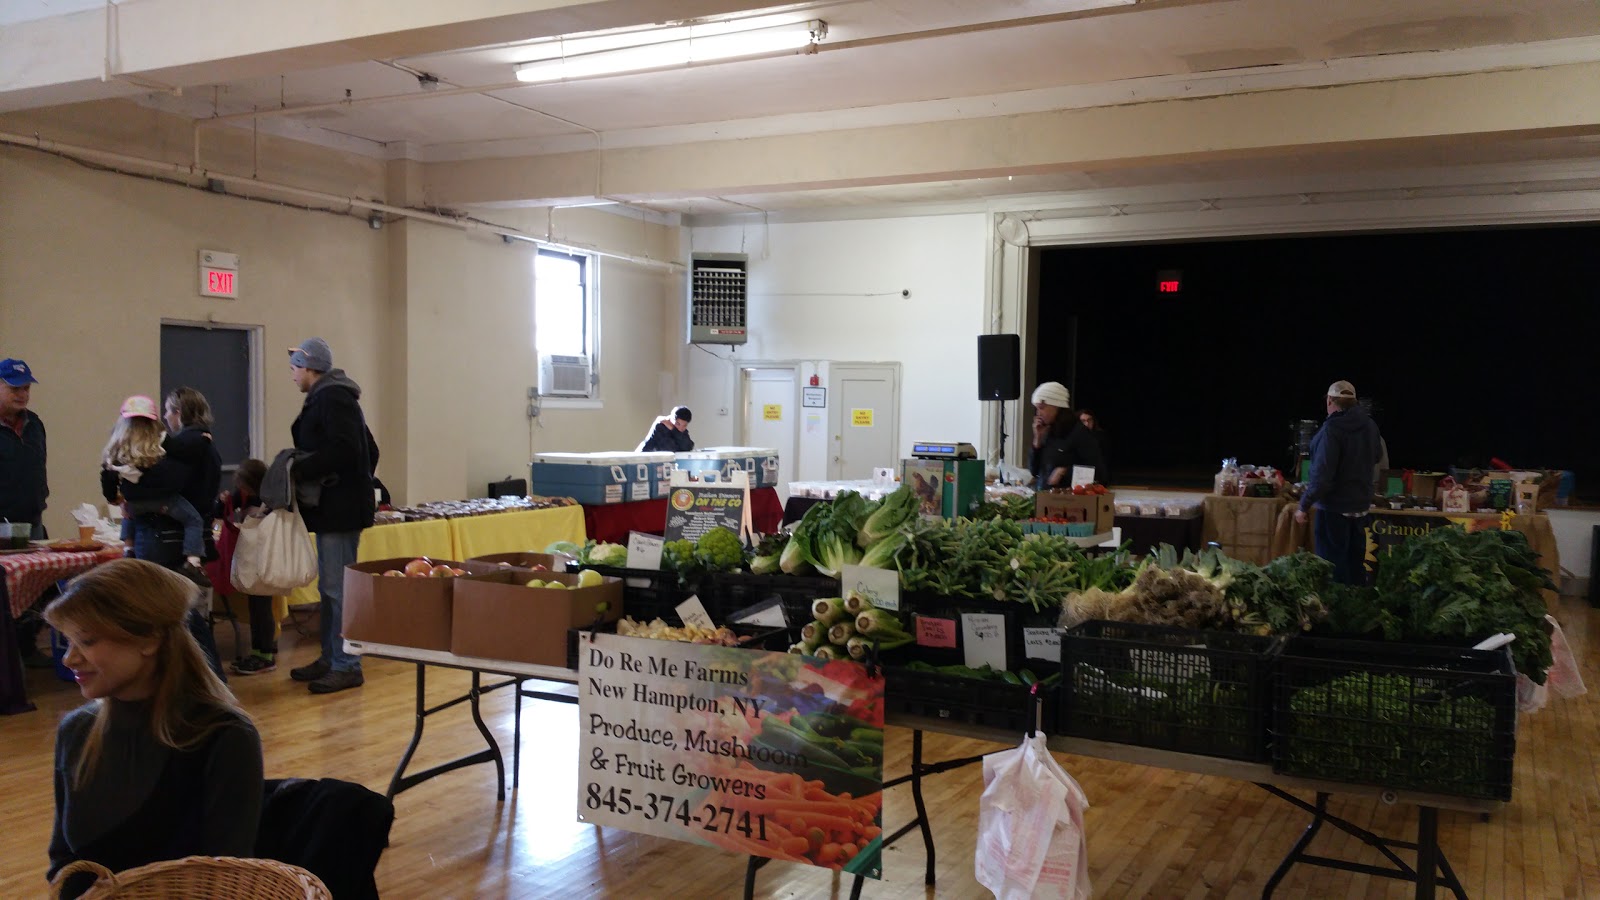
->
3, 597, 1597, 899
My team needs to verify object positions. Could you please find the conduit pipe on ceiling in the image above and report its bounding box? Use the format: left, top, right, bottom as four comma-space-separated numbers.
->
0, 131, 682, 272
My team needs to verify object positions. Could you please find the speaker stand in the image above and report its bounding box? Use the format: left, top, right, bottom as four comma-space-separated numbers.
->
996, 402, 1009, 478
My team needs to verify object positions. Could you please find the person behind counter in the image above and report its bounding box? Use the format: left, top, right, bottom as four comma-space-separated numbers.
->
637, 406, 695, 453
1294, 380, 1382, 586
1029, 382, 1103, 490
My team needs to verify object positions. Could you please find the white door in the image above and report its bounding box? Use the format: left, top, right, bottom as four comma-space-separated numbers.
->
828, 365, 899, 480
739, 367, 798, 500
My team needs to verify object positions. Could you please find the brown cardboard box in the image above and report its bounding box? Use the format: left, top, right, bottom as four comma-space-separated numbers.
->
1035, 491, 1115, 534
466, 552, 565, 572
1203, 496, 1288, 566
1408, 472, 1445, 502
450, 570, 623, 666
342, 558, 470, 651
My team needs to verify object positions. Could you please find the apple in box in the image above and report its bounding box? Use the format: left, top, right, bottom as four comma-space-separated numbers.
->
450, 568, 622, 666
344, 558, 474, 651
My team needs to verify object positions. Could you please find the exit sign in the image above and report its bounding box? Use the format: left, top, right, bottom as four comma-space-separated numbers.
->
1156, 268, 1182, 294
199, 249, 239, 299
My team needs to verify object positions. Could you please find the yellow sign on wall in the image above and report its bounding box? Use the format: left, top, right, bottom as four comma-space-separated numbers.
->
851, 408, 874, 427
762, 404, 782, 421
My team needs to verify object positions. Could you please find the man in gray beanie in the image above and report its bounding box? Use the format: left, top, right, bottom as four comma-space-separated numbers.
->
285, 337, 379, 694
1029, 381, 1102, 491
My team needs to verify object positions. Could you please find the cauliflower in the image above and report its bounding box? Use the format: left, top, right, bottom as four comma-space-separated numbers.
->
695, 527, 746, 573
580, 541, 628, 567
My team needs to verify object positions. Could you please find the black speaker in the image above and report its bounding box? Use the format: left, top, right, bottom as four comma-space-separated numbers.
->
977, 334, 1021, 401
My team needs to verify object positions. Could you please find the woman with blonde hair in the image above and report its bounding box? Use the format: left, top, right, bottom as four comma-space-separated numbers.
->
45, 558, 262, 899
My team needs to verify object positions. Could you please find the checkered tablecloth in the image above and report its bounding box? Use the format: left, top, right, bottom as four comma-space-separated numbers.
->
3, 547, 123, 617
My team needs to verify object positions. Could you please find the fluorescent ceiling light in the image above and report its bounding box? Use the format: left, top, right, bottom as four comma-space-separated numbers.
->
516, 19, 826, 84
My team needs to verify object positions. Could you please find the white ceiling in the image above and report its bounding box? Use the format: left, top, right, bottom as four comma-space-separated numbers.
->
13, 0, 1600, 214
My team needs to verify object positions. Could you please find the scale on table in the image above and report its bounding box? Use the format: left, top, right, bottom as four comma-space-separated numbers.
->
911, 441, 976, 460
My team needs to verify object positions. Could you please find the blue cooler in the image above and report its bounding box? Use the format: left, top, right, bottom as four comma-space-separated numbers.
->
532, 452, 659, 505
675, 447, 779, 487
640, 452, 676, 499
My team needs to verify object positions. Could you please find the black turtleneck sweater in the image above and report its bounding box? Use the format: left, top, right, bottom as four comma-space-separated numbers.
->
49, 698, 263, 897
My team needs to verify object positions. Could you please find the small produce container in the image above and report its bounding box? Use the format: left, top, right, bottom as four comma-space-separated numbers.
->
1059, 620, 1278, 762
564, 560, 705, 624
1272, 637, 1516, 800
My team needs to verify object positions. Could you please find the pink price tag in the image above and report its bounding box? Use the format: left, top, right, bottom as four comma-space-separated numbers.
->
916, 616, 958, 649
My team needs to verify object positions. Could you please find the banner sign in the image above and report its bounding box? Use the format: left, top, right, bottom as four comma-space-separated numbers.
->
578, 633, 886, 878
664, 475, 751, 544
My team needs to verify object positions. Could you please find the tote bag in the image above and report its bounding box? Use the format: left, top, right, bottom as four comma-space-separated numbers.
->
204, 493, 240, 594
231, 490, 317, 596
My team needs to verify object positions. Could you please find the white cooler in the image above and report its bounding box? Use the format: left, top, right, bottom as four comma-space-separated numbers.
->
531, 451, 673, 505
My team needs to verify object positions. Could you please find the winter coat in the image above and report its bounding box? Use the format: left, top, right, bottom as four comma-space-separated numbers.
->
1300, 405, 1382, 515
289, 370, 379, 534
0, 410, 47, 527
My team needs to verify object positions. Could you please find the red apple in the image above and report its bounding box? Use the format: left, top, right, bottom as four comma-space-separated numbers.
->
530, 564, 549, 572
383, 569, 406, 578
403, 558, 433, 577
430, 564, 457, 578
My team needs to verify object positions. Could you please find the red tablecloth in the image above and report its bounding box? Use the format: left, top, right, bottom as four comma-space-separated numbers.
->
582, 487, 783, 544
4, 546, 123, 617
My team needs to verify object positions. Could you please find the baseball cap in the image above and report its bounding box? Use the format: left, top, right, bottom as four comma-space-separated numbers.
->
288, 337, 333, 371
1030, 381, 1071, 409
0, 358, 38, 387
1326, 380, 1357, 400
120, 395, 159, 420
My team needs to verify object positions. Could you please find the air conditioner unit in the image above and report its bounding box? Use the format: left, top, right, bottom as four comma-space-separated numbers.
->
539, 355, 592, 396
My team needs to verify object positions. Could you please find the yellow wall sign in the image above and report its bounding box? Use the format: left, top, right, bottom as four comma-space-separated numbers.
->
851, 408, 874, 427
762, 404, 782, 421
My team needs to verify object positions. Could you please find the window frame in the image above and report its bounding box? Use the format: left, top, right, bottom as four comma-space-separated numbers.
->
534, 246, 601, 402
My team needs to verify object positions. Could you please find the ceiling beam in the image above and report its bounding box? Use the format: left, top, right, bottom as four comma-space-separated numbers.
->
0, 0, 782, 114
422, 62, 1600, 207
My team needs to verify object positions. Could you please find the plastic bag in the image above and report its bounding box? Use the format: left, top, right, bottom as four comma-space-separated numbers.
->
231, 498, 316, 596
975, 732, 1091, 900
1545, 615, 1587, 699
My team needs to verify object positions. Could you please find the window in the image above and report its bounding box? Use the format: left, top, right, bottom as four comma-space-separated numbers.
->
535, 247, 598, 398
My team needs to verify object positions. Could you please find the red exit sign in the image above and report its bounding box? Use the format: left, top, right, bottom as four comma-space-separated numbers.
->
1158, 280, 1180, 293
1156, 268, 1182, 294
198, 249, 239, 299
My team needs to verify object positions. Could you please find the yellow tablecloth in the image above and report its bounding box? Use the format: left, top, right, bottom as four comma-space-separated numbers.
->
279, 508, 586, 612
450, 505, 585, 559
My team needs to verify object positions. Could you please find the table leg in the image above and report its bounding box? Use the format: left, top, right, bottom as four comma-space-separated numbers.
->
1262, 791, 1329, 898
387, 663, 430, 800
514, 678, 523, 791
742, 855, 769, 900
910, 729, 937, 886
385, 665, 513, 801
468, 671, 507, 801
1414, 806, 1438, 900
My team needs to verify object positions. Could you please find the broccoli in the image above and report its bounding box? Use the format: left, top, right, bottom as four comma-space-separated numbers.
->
695, 527, 746, 572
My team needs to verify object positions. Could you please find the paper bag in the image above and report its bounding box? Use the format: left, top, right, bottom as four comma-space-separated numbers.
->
1440, 477, 1471, 513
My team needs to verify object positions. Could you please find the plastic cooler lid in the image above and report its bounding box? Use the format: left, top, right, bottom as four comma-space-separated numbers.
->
535, 451, 672, 465
677, 446, 779, 459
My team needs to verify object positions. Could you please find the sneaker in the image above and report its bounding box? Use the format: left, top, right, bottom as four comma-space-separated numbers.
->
308, 669, 364, 694
180, 562, 212, 590
232, 655, 277, 676
289, 659, 331, 682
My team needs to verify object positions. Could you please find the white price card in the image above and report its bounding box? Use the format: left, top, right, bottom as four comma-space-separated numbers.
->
840, 563, 901, 612
729, 597, 787, 629
1070, 465, 1097, 488
625, 531, 664, 570
961, 613, 1007, 671
1023, 627, 1061, 664
675, 595, 716, 631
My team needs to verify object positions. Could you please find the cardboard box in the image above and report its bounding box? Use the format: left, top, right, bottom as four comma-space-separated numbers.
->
467, 552, 564, 572
1408, 472, 1445, 502
342, 558, 472, 651
1202, 496, 1286, 566
450, 569, 623, 666
1035, 491, 1115, 534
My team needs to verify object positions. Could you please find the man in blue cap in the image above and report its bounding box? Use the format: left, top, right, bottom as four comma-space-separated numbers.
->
0, 358, 46, 538
284, 338, 379, 695
1, 358, 50, 669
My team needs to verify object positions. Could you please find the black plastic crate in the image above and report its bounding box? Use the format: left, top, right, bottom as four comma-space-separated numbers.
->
710, 571, 841, 628
1272, 637, 1516, 800
901, 591, 1026, 673
1059, 621, 1277, 762
567, 621, 789, 670
885, 665, 1057, 734
563, 562, 704, 624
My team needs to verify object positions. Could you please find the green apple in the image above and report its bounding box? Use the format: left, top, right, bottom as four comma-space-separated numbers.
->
576, 568, 602, 588
525, 579, 545, 588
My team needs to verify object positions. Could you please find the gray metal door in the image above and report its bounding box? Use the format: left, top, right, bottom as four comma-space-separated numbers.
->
160, 324, 252, 468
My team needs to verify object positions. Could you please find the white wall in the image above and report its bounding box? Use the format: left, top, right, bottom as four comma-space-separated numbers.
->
682, 214, 988, 482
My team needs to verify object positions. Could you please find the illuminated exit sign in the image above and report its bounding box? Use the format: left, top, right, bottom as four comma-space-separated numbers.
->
199, 249, 239, 299
1156, 268, 1182, 294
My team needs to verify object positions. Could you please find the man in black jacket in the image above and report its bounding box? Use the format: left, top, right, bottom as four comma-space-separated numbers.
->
284, 338, 379, 695
637, 406, 694, 453
0, 358, 47, 537
1295, 380, 1382, 585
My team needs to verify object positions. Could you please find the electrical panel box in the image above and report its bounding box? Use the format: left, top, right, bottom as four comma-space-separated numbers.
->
688, 252, 748, 345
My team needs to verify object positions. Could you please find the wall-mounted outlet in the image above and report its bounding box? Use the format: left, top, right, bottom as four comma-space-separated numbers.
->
718, 406, 729, 416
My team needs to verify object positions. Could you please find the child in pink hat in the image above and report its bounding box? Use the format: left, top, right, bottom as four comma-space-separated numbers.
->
103, 396, 211, 588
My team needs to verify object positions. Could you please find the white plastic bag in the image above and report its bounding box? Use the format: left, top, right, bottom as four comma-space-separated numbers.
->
231, 498, 317, 596
975, 732, 1091, 900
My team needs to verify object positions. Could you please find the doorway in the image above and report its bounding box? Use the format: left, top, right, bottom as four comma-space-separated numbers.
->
827, 364, 900, 480
739, 366, 798, 500
159, 322, 261, 469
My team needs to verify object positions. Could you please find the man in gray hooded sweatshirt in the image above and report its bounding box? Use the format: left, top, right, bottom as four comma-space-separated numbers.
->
284, 337, 379, 694
1295, 380, 1381, 586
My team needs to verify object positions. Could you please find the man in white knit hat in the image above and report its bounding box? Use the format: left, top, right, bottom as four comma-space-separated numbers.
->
1028, 381, 1102, 491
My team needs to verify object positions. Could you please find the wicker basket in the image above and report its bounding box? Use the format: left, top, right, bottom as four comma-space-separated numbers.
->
50, 856, 330, 900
